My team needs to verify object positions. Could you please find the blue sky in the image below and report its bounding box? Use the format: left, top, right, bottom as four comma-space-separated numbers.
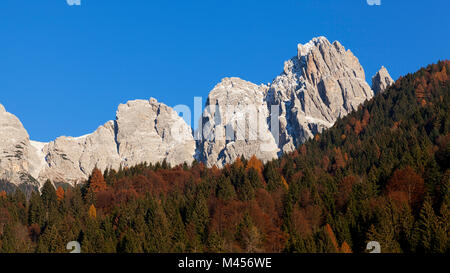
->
0, 0, 448, 142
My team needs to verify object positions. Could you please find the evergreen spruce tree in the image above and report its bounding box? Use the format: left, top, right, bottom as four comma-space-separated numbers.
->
413, 196, 438, 253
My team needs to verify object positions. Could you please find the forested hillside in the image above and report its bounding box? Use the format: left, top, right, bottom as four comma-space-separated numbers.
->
0, 61, 448, 253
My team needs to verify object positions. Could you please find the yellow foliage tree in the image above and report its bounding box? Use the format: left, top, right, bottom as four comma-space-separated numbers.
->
88, 204, 97, 219
281, 176, 289, 190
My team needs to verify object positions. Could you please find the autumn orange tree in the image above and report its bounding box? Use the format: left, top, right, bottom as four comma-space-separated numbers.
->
246, 155, 264, 178
385, 166, 425, 210
56, 186, 64, 202
88, 167, 107, 194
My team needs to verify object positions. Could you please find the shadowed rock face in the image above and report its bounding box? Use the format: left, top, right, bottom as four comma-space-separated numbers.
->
0, 36, 387, 187
372, 66, 394, 94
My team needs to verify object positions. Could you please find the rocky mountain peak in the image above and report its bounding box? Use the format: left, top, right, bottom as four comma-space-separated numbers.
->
0, 36, 391, 187
268, 37, 374, 153
197, 77, 277, 167
115, 98, 195, 168
1, 98, 196, 186
297, 36, 328, 59
372, 66, 394, 93
149, 97, 158, 104
198, 37, 377, 166
0, 105, 41, 186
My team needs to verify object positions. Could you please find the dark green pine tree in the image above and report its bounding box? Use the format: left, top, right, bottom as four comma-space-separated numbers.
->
144, 199, 171, 252
117, 230, 143, 253
41, 180, 57, 209
413, 196, 439, 253
264, 161, 282, 191
433, 197, 449, 253
0, 222, 33, 253
36, 225, 65, 253
164, 198, 187, 252
185, 191, 209, 252
216, 176, 236, 201
28, 191, 46, 228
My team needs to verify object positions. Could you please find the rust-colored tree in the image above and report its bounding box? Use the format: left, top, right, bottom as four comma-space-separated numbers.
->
362, 109, 370, 127
340, 241, 352, 253
233, 157, 244, 170
354, 120, 363, 135
88, 167, 107, 193
386, 166, 425, 209
300, 145, 307, 156
246, 155, 264, 178
291, 207, 312, 237
324, 223, 339, 252
314, 134, 320, 142
336, 175, 357, 209
333, 147, 346, 170
56, 186, 65, 202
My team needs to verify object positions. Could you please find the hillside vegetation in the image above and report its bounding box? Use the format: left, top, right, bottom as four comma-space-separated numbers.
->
0, 61, 448, 253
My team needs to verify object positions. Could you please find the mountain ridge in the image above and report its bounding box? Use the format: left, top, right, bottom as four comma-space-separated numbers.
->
0, 36, 394, 187
1, 60, 446, 253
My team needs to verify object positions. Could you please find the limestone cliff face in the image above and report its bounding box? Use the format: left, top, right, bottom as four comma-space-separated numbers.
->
0, 36, 391, 187
196, 78, 278, 168
372, 66, 394, 94
1, 99, 196, 186
115, 98, 196, 168
37, 121, 121, 185
0, 104, 41, 186
199, 37, 376, 165
266, 37, 374, 154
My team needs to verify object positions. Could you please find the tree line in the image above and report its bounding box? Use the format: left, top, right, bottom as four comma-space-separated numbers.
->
0, 61, 448, 253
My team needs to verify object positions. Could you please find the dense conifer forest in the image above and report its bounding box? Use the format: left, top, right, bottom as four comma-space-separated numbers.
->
0, 61, 448, 253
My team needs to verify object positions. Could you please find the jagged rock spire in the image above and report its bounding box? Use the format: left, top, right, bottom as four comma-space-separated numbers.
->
372, 66, 394, 93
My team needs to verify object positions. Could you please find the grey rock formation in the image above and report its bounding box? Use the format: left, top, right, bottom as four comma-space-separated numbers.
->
37, 121, 121, 185
198, 36, 375, 166
266, 37, 374, 154
0, 99, 196, 186
0, 104, 41, 185
116, 98, 196, 168
197, 78, 278, 167
372, 66, 394, 93
36, 98, 196, 185
0, 36, 388, 187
